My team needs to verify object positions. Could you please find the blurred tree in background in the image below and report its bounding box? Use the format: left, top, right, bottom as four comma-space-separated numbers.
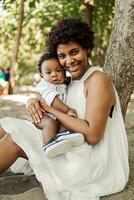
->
0, 0, 114, 86
92, 0, 115, 66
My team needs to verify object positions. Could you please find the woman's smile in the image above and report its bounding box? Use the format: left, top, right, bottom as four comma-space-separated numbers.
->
65, 61, 81, 72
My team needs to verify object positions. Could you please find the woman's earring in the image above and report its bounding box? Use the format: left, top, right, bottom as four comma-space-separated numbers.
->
87, 49, 91, 57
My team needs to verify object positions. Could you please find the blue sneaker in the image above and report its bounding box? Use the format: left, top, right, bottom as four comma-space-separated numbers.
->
56, 131, 84, 147
43, 139, 71, 158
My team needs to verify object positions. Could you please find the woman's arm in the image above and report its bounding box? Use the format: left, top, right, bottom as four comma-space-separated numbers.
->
40, 72, 115, 145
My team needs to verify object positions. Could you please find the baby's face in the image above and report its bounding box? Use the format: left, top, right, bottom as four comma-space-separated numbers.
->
41, 58, 65, 84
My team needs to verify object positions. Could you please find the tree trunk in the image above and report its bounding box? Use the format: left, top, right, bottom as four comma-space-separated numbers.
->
9, 0, 24, 94
84, 1, 94, 27
104, 0, 134, 118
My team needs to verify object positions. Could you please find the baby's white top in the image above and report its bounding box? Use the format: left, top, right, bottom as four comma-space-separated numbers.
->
36, 79, 67, 105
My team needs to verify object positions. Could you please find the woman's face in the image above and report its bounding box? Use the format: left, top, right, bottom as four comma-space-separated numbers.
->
57, 41, 89, 80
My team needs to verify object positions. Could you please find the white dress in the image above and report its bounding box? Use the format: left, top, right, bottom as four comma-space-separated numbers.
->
0, 67, 129, 200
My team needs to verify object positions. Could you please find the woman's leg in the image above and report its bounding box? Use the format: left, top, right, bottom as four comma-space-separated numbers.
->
0, 124, 6, 139
0, 126, 27, 174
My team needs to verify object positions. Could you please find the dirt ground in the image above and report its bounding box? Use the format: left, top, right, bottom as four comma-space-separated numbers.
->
0, 85, 134, 199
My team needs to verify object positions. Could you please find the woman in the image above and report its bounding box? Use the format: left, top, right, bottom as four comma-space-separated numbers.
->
0, 19, 129, 200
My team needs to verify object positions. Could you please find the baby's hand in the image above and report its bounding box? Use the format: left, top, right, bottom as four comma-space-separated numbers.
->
67, 109, 77, 118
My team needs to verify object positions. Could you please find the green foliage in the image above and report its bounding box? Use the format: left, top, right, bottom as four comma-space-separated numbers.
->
0, 0, 115, 83
17, 61, 37, 85
0, 0, 84, 65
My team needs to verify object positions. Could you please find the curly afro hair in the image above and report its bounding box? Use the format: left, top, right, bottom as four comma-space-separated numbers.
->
46, 18, 94, 53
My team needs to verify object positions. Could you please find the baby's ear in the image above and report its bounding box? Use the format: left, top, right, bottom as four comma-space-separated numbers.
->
40, 73, 43, 78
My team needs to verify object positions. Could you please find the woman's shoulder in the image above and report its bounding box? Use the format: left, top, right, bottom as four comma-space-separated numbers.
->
85, 70, 112, 86
84, 70, 115, 102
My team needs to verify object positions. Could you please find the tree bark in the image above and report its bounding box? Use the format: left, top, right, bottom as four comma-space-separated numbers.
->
9, 0, 25, 94
104, 0, 134, 118
84, 0, 94, 27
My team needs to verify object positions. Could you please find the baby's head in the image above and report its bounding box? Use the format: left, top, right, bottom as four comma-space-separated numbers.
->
38, 51, 65, 84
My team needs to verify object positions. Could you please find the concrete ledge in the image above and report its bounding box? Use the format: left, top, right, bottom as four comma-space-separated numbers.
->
0, 184, 132, 200
0, 167, 133, 200
0, 187, 46, 200
0, 174, 39, 195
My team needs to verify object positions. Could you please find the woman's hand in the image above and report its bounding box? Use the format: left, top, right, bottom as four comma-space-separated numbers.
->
26, 97, 43, 123
36, 93, 53, 113
67, 109, 78, 118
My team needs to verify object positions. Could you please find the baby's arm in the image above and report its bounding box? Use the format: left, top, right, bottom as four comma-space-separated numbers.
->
36, 80, 76, 116
52, 96, 74, 114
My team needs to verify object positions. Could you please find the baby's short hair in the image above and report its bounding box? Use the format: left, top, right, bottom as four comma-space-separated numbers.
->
38, 50, 58, 74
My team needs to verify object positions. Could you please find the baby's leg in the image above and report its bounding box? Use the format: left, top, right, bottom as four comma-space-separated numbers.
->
58, 124, 67, 132
35, 115, 59, 144
37, 116, 72, 158
43, 118, 59, 144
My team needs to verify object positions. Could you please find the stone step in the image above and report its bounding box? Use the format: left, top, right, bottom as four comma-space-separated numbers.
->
0, 173, 47, 200
0, 187, 46, 200
0, 174, 39, 195
0, 172, 133, 200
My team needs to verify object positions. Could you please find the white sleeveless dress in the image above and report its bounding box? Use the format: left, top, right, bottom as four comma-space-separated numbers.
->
0, 67, 129, 200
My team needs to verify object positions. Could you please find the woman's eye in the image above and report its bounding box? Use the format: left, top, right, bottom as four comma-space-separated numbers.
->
58, 54, 65, 59
71, 50, 79, 55
46, 71, 51, 74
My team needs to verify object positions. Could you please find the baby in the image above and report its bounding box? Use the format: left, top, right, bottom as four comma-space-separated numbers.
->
35, 51, 84, 158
